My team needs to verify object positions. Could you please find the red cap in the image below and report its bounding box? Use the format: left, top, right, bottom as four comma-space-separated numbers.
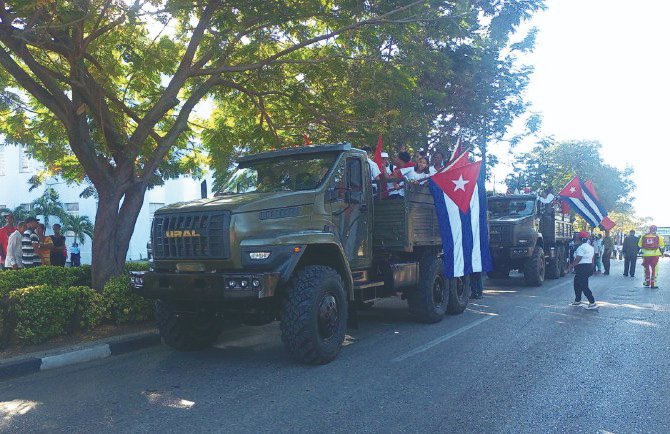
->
578, 231, 589, 239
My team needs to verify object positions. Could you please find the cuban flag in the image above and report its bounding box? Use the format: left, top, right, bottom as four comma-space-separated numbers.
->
559, 176, 615, 230
428, 160, 493, 278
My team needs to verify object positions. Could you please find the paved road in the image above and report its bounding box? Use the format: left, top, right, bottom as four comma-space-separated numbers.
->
1, 259, 668, 433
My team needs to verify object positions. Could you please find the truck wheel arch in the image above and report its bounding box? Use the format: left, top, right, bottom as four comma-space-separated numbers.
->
288, 244, 354, 300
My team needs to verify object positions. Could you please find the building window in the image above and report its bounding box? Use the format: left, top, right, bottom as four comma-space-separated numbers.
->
149, 203, 164, 216
20, 203, 30, 211
19, 148, 33, 173
65, 203, 79, 213
0, 204, 6, 210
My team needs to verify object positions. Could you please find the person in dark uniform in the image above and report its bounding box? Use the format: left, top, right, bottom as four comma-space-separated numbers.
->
622, 230, 639, 277
49, 223, 67, 267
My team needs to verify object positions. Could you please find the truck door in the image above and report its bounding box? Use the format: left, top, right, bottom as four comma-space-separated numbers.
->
327, 155, 372, 269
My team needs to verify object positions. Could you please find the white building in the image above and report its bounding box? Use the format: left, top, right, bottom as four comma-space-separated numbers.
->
0, 145, 213, 264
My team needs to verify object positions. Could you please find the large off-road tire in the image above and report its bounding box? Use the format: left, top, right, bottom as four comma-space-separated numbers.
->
558, 246, 567, 277
280, 265, 348, 365
408, 251, 447, 323
155, 300, 223, 351
545, 247, 560, 280
523, 247, 545, 287
447, 275, 471, 314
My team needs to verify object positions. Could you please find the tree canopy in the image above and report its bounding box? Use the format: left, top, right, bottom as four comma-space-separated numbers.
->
506, 140, 635, 213
0, 0, 545, 288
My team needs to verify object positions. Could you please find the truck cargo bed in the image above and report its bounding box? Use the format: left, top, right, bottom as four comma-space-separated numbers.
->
372, 184, 441, 252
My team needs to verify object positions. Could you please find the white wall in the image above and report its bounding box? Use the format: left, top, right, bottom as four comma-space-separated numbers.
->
0, 145, 213, 264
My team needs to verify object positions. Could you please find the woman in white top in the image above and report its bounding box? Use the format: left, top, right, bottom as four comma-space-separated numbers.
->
568, 231, 597, 309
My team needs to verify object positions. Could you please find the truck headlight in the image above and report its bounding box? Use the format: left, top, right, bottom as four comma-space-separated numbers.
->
249, 251, 271, 260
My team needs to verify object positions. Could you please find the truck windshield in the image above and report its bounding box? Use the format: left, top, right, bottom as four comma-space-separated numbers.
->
219, 153, 337, 194
489, 199, 535, 217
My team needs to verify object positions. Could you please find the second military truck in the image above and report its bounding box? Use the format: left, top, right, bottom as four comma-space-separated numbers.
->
132, 143, 471, 364
487, 194, 572, 286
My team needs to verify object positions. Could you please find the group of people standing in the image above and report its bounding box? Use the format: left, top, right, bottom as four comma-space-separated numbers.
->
567, 225, 665, 310
364, 147, 450, 199
0, 212, 81, 270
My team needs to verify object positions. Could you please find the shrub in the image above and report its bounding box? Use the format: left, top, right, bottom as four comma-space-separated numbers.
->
102, 276, 153, 324
8, 285, 77, 344
69, 286, 105, 330
0, 265, 92, 298
125, 261, 150, 272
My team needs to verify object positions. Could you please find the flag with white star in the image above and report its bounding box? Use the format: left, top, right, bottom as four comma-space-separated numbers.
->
428, 160, 493, 278
558, 176, 613, 229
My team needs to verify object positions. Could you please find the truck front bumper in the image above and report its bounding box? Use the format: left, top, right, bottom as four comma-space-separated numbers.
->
490, 246, 533, 259
130, 270, 281, 301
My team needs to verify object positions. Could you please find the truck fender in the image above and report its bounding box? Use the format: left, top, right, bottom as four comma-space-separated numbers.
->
289, 243, 354, 301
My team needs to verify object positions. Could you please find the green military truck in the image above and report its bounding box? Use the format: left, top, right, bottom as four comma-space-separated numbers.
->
487, 194, 572, 286
131, 143, 471, 364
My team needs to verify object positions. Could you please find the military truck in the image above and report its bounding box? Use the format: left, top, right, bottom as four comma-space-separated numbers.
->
131, 143, 471, 365
487, 194, 572, 286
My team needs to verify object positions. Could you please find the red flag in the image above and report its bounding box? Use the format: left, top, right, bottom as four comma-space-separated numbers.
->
600, 216, 616, 231
373, 134, 384, 172
303, 134, 312, 145
584, 180, 600, 200
431, 161, 482, 213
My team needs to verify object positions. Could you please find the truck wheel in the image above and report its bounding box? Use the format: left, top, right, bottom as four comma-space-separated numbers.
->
446, 275, 471, 314
558, 246, 567, 277
545, 248, 560, 280
408, 251, 447, 323
280, 265, 347, 365
155, 300, 222, 351
523, 247, 545, 287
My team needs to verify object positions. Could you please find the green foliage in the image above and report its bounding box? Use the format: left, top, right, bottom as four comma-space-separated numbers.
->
8, 285, 77, 344
102, 276, 153, 324
31, 188, 65, 228
69, 286, 105, 330
506, 140, 635, 213
0, 0, 546, 286
0, 265, 91, 297
60, 214, 94, 245
124, 261, 151, 272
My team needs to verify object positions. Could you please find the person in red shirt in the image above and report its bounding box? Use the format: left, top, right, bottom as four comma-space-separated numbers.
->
0, 212, 17, 268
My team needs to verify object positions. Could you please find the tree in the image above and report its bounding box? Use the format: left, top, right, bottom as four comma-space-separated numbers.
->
0, 205, 34, 222
60, 214, 94, 245
31, 187, 65, 229
0, 1, 545, 288
506, 140, 635, 213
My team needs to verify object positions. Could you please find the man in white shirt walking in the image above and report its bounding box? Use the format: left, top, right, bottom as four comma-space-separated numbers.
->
568, 231, 597, 309
4, 221, 26, 269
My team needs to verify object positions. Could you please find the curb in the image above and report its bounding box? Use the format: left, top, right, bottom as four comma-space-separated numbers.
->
0, 332, 161, 381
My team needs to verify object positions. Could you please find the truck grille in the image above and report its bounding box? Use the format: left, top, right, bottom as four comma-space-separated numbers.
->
151, 212, 231, 260
489, 225, 512, 244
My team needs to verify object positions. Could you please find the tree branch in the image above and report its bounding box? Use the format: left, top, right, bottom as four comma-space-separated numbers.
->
127, 0, 216, 152
193, 0, 432, 77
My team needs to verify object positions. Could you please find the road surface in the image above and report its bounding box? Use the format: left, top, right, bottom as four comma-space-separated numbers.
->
1, 258, 668, 433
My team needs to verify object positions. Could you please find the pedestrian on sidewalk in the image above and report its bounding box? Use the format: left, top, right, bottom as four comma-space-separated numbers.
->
4, 221, 25, 269
602, 230, 614, 275
568, 231, 597, 309
622, 230, 639, 277
638, 225, 664, 288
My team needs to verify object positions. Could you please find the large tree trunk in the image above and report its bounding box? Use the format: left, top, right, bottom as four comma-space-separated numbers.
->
91, 183, 147, 290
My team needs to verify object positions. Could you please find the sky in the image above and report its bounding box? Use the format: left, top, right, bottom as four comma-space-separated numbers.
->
499, 0, 670, 224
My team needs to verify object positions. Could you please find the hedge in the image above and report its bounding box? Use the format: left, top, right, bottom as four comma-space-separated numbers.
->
0, 264, 153, 348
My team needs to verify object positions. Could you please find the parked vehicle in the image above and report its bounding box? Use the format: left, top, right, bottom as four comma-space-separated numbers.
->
131, 143, 470, 364
487, 195, 572, 286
